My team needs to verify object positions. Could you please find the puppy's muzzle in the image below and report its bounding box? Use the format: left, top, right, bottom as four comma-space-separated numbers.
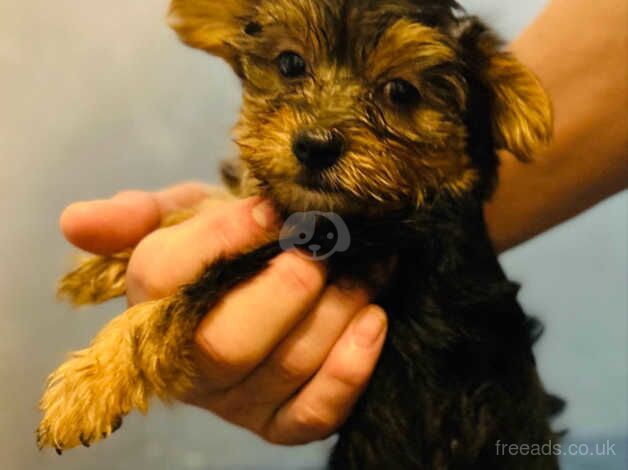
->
292, 128, 345, 170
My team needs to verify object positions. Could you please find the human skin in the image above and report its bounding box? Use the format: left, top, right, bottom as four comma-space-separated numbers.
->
59, 0, 627, 445
486, 0, 628, 251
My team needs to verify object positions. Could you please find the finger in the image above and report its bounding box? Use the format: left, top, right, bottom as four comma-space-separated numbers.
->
264, 305, 387, 445
126, 197, 279, 303
59, 181, 213, 254
208, 283, 369, 428
154, 181, 220, 214
193, 251, 326, 390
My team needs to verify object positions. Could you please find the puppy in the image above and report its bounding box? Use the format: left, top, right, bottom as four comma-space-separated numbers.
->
38, 1, 564, 468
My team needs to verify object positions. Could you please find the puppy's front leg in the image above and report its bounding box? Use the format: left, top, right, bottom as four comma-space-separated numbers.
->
57, 170, 248, 307
57, 204, 213, 307
38, 242, 282, 452
57, 250, 132, 306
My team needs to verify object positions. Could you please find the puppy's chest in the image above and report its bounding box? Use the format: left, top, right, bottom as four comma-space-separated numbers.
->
328, 253, 401, 294
297, 213, 435, 296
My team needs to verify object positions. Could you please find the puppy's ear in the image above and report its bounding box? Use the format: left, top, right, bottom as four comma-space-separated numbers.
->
168, 0, 257, 70
456, 18, 552, 160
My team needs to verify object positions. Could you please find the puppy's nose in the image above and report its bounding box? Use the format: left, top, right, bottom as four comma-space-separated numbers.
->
292, 128, 344, 170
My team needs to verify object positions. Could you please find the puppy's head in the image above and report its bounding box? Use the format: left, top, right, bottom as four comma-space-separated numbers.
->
169, 0, 551, 215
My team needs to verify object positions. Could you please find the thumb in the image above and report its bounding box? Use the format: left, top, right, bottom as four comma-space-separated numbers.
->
59, 182, 212, 255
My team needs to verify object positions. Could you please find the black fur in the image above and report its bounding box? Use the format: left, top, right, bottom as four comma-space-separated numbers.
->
173, 2, 562, 467
178, 193, 562, 469
328, 197, 563, 469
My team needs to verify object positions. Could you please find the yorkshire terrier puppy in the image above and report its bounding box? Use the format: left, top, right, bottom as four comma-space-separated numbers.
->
38, 0, 564, 468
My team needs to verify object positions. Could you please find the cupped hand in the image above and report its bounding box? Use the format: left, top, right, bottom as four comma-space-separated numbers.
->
59, 182, 387, 445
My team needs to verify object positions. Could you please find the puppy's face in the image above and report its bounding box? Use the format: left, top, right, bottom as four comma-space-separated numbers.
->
169, 0, 551, 215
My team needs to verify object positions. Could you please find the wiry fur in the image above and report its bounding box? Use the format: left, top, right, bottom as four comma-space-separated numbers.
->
38, 298, 195, 451
56, 207, 197, 307
39, 1, 562, 468
57, 250, 131, 306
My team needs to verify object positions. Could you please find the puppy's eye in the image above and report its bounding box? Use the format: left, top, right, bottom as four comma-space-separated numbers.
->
278, 51, 306, 78
384, 79, 421, 107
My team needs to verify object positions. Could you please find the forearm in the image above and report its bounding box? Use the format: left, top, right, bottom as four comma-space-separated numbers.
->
486, 0, 628, 252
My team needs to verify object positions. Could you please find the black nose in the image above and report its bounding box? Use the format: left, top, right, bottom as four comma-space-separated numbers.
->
292, 129, 344, 170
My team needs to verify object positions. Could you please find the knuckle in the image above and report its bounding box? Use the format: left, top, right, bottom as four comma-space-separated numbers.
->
262, 431, 287, 446
209, 389, 252, 424
272, 253, 325, 296
260, 423, 292, 445
206, 213, 241, 250
261, 425, 301, 446
126, 231, 170, 300
193, 328, 254, 375
291, 402, 336, 439
327, 359, 369, 390
270, 351, 314, 383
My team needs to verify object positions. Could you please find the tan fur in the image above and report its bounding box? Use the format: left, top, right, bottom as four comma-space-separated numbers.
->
39, 0, 553, 453
459, 21, 553, 161
57, 207, 199, 307
37, 295, 198, 451
366, 20, 458, 79
169, 1, 551, 216
57, 251, 132, 306
229, 8, 483, 214
39, 195, 244, 450
220, 159, 262, 198
484, 50, 553, 161
168, 0, 254, 70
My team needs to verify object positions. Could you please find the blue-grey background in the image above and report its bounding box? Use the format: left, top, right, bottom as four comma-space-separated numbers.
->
0, 0, 625, 469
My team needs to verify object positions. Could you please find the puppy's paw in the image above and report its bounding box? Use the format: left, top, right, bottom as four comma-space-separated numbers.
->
58, 251, 131, 306
36, 346, 147, 452
37, 411, 123, 454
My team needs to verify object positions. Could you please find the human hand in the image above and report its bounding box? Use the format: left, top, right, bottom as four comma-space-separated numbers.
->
60, 182, 388, 444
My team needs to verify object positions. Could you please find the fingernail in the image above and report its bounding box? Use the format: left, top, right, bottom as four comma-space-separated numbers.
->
251, 199, 276, 230
353, 306, 387, 347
